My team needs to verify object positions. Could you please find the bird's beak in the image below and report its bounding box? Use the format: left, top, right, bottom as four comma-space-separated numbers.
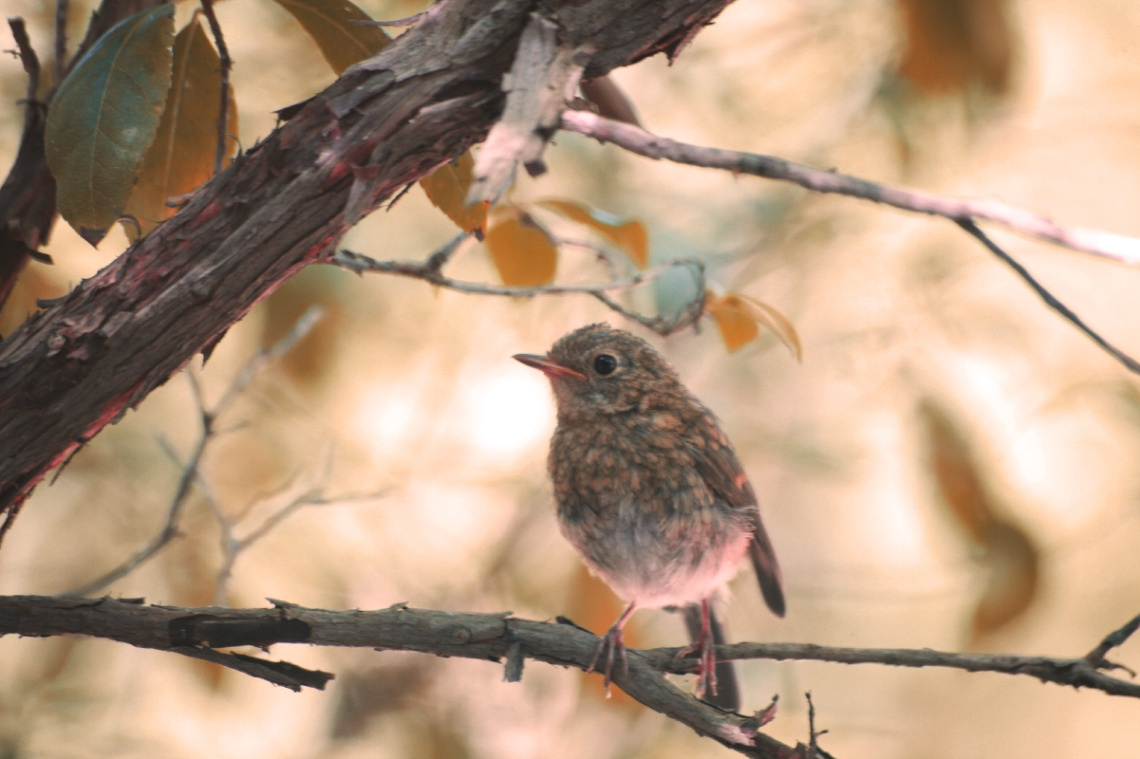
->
513, 353, 587, 381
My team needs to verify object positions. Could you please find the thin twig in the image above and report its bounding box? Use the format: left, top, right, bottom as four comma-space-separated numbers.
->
352, 12, 426, 28
198, 0, 231, 175
956, 219, 1140, 375
333, 249, 707, 335
54, 0, 68, 82
643, 637, 1140, 699
560, 110, 1140, 267
1084, 612, 1140, 668
67, 309, 325, 596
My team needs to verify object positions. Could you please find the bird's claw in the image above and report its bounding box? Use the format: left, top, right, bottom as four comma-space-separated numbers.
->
675, 632, 718, 698
586, 625, 628, 697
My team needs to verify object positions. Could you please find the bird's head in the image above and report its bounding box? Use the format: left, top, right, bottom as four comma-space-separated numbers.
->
513, 323, 686, 421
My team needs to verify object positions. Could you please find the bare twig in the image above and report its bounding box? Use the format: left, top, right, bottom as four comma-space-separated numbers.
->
205, 445, 385, 605
642, 639, 1140, 699
956, 219, 1140, 374
198, 0, 231, 175
560, 110, 1140, 266
67, 309, 325, 596
352, 12, 426, 28
561, 110, 1140, 372
54, 0, 68, 82
1084, 612, 1140, 671
333, 249, 706, 335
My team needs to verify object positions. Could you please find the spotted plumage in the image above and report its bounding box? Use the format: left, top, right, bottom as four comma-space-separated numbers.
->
514, 323, 784, 707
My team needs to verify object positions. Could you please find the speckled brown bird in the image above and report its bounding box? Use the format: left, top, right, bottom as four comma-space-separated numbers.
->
514, 323, 785, 706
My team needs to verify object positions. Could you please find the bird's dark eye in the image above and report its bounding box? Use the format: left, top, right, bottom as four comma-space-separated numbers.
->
593, 354, 618, 376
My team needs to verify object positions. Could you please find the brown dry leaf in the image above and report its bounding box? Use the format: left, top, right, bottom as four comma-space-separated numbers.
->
971, 519, 1039, 642
273, 0, 391, 75
919, 398, 990, 541
420, 151, 488, 237
485, 208, 558, 287
917, 398, 1040, 641
538, 199, 649, 269
896, 0, 1015, 94
123, 16, 239, 241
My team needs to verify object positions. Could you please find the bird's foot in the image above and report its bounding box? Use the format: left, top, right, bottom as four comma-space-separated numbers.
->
586, 624, 628, 697
675, 602, 718, 698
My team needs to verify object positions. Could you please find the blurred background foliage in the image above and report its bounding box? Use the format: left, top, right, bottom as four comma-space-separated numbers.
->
3, 0, 1140, 757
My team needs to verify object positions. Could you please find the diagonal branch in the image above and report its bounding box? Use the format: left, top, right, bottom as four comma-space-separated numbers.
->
955, 220, 1140, 374
560, 110, 1140, 374
0, 0, 740, 536
559, 110, 1140, 266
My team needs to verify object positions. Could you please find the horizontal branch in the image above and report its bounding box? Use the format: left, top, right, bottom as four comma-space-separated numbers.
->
0, 595, 797, 758
4, 597, 1139, 755
560, 110, 1140, 267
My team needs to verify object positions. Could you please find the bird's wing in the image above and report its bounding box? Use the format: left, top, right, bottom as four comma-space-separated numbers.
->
686, 410, 786, 617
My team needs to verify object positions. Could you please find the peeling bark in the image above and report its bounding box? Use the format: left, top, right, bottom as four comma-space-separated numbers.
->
0, 0, 736, 528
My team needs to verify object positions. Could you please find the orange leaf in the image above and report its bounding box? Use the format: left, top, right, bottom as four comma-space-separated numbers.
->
706, 293, 759, 353
123, 16, 238, 241
273, 0, 390, 75
420, 151, 488, 237
896, 0, 1014, 94
485, 209, 557, 287
706, 292, 802, 358
736, 294, 802, 362
538, 199, 649, 269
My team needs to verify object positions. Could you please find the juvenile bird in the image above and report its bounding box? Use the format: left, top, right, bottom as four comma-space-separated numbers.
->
514, 323, 785, 706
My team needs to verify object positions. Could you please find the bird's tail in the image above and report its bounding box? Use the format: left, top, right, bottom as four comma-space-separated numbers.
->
749, 515, 786, 617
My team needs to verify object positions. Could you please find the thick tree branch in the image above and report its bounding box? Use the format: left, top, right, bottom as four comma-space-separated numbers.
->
0, 596, 799, 757
0, 0, 738, 534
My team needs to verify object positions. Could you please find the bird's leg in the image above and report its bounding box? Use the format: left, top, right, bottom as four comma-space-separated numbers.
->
586, 602, 637, 697
674, 598, 717, 698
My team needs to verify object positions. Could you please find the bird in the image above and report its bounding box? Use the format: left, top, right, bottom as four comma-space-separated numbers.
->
514, 323, 785, 707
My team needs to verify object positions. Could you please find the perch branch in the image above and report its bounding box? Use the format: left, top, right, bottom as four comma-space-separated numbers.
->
4, 597, 1139, 755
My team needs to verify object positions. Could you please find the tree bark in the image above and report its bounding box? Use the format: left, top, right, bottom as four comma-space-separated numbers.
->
0, 0, 735, 524
0, 595, 796, 757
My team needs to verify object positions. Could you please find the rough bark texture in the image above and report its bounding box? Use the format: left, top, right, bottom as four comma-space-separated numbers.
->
0, 0, 735, 521
0, 595, 797, 757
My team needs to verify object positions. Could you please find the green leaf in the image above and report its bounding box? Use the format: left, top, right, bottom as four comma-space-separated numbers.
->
45, 3, 176, 243
273, 0, 391, 74
123, 16, 239, 241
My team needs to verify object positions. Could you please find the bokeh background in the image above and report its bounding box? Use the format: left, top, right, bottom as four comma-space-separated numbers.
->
3, 0, 1140, 757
